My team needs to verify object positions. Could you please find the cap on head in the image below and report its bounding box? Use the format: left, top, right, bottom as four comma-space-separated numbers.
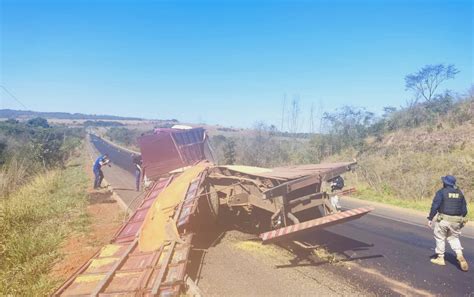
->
442, 175, 456, 186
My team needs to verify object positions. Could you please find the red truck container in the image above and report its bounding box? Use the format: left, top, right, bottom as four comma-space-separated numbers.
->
138, 127, 215, 180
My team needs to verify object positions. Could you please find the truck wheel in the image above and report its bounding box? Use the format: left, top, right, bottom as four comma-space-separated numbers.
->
206, 185, 220, 220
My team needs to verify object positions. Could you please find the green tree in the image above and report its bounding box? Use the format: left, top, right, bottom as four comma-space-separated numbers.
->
405, 64, 459, 102
27, 117, 49, 128
223, 138, 236, 165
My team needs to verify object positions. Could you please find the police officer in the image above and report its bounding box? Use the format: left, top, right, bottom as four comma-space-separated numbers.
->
428, 175, 468, 271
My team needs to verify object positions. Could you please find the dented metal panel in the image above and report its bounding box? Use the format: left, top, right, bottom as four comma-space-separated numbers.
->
139, 128, 212, 180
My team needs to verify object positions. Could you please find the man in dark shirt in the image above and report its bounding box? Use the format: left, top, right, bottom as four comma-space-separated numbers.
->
132, 154, 143, 191
428, 175, 468, 271
93, 154, 110, 189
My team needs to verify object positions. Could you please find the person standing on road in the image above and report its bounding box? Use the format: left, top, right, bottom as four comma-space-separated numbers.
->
132, 154, 143, 191
428, 175, 469, 271
93, 154, 110, 189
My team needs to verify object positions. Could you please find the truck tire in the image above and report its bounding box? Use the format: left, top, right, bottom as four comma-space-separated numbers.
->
206, 185, 220, 220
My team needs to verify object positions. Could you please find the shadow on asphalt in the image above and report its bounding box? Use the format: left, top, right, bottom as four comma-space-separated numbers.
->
274, 229, 384, 268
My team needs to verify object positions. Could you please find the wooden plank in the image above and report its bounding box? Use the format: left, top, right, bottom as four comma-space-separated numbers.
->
90, 239, 138, 296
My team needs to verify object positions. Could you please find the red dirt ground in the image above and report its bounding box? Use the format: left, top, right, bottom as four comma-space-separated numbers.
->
50, 154, 124, 280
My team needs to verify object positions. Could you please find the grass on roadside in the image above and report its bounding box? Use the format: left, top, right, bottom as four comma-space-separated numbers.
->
353, 184, 474, 220
0, 156, 90, 296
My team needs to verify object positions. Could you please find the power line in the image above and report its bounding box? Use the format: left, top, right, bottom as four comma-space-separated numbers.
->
0, 85, 28, 109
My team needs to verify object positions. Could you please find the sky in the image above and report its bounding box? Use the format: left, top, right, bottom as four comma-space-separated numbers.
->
0, 0, 472, 130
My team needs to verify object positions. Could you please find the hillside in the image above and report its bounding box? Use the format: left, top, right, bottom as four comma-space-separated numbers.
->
323, 112, 474, 218
336, 122, 473, 191
0, 109, 143, 121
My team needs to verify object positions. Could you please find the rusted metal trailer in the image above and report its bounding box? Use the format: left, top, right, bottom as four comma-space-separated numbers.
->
55, 127, 373, 296
138, 127, 373, 242
197, 163, 373, 243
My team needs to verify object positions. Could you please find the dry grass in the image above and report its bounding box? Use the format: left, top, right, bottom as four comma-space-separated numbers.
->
0, 155, 89, 295
0, 157, 31, 197
326, 122, 474, 219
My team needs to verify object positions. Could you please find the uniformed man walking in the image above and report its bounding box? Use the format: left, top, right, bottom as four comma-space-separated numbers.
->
428, 175, 469, 271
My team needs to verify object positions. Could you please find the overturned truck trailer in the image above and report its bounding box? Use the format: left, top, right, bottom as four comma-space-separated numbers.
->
206, 164, 373, 243
138, 127, 373, 243
55, 127, 372, 297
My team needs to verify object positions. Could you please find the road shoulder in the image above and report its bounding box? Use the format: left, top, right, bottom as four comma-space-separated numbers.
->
341, 195, 474, 238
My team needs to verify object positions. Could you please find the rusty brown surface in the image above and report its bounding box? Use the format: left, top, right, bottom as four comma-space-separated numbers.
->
114, 177, 172, 243
223, 162, 356, 181
259, 207, 375, 244
139, 128, 212, 180
56, 234, 193, 296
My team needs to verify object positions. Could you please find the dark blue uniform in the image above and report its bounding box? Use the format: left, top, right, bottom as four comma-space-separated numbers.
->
428, 186, 467, 221
93, 155, 108, 189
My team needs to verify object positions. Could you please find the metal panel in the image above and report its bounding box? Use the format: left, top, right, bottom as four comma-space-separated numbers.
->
139, 132, 185, 179
224, 162, 357, 181
176, 177, 202, 228
61, 273, 106, 296
114, 177, 172, 243
139, 128, 211, 180
260, 207, 374, 244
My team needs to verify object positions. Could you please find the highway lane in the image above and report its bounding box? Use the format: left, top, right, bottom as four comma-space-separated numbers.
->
89, 134, 144, 211
91, 135, 473, 296
90, 134, 138, 174
298, 201, 474, 296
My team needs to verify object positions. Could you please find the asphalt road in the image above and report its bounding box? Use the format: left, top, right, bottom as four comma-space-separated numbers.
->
89, 134, 144, 211
90, 134, 138, 174
302, 204, 474, 296
91, 135, 473, 296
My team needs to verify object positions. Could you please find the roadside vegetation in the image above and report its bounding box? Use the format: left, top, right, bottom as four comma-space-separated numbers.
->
105, 127, 142, 150
0, 118, 90, 295
103, 120, 178, 151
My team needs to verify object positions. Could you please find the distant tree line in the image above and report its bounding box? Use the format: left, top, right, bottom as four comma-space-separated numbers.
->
0, 118, 84, 196
83, 120, 125, 127
0, 109, 143, 121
